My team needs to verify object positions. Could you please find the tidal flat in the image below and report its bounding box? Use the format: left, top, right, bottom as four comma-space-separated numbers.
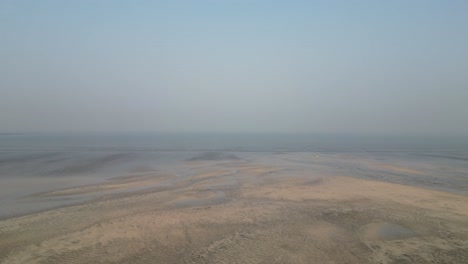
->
1, 151, 468, 263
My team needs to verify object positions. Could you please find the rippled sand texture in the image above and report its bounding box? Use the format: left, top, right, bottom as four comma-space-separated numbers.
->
1, 153, 468, 264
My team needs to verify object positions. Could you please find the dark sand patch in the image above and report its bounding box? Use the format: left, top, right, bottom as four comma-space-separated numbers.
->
0, 152, 64, 165
362, 222, 417, 241
35, 173, 168, 197
168, 190, 227, 209
187, 152, 240, 161
48, 153, 136, 176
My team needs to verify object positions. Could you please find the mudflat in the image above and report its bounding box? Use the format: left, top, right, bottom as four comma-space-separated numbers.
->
1, 152, 468, 264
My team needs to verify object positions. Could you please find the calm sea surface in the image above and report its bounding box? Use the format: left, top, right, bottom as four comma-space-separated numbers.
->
1, 133, 468, 152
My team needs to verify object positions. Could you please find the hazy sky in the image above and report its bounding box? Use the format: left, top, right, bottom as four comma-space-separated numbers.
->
1, 1, 468, 135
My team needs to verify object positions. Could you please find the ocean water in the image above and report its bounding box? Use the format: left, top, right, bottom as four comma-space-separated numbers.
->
1, 133, 468, 152
1, 133, 467, 218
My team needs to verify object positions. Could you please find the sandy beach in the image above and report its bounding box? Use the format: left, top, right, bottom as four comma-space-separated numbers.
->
1, 152, 467, 264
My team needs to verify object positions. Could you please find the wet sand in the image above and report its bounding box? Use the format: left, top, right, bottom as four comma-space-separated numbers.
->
1, 152, 468, 263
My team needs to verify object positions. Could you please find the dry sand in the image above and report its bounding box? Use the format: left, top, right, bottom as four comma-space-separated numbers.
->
1, 157, 468, 264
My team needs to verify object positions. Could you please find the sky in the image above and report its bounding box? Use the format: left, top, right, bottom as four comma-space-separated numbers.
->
1, 0, 468, 135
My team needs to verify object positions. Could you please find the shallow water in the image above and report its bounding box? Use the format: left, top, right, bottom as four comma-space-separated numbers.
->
170, 190, 227, 209
377, 223, 416, 240
0, 133, 467, 219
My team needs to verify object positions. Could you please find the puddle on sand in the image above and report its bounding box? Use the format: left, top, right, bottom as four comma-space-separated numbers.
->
169, 190, 227, 209
362, 222, 416, 241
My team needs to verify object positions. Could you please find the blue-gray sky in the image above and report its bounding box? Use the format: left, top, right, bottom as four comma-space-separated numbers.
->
1, 1, 468, 135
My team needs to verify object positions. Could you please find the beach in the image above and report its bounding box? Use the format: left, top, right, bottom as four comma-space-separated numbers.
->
1, 149, 467, 263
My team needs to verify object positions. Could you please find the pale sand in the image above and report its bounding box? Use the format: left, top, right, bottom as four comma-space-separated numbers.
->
1, 160, 468, 263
